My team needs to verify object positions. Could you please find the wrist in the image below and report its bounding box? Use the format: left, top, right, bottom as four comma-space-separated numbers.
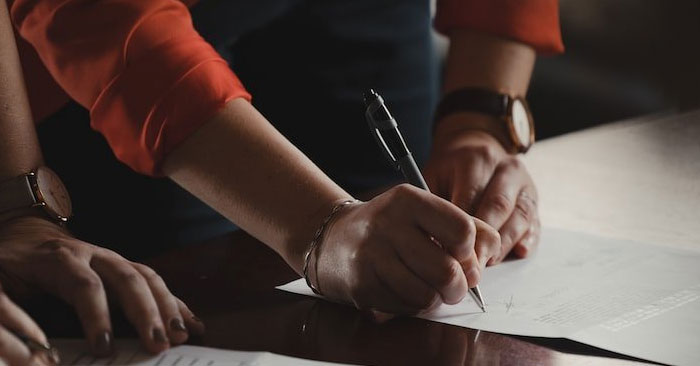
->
282, 196, 358, 275
433, 112, 511, 152
433, 87, 535, 154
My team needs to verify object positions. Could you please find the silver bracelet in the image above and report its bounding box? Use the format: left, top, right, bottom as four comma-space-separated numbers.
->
303, 199, 359, 295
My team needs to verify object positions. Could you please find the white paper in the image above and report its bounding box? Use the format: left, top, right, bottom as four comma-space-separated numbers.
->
52, 339, 349, 366
277, 228, 700, 366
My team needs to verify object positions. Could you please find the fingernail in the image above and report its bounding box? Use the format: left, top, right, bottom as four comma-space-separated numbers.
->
152, 328, 169, 344
93, 331, 114, 356
192, 315, 204, 324
45, 347, 61, 365
466, 267, 481, 288
170, 318, 187, 332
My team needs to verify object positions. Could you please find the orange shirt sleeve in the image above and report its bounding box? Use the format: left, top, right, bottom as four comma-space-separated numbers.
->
435, 0, 564, 55
10, 0, 250, 175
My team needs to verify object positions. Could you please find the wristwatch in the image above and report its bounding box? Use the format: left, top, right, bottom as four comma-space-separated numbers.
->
0, 166, 72, 223
434, 87, 535, 153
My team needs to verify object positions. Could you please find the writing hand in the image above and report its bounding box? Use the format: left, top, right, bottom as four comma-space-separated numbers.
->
0, 217, 204, 356
311, 184, 500, 314
424, 127, 541, 264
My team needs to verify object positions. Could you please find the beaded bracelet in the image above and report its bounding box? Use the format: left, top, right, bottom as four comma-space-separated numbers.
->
303, 199, 359, 294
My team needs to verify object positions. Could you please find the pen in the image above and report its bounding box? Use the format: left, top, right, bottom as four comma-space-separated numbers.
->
363, 89, 487, 313
11, 330, 60, 364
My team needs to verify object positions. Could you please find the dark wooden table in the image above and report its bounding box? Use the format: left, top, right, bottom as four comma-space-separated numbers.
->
40, 110, 700, 365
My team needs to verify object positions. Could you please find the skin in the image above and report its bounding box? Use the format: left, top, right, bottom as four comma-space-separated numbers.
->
425, 30, 542, 263
0, 1, 540, 357
0, 282, 53, 366
0, 0, 202, 356
163, 98, 503, 314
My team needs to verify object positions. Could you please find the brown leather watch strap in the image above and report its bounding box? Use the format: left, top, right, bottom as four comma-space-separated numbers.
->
0, 174, 36, 215
434, 88, 510, 126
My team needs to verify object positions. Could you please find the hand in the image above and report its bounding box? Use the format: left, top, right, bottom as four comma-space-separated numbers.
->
0, 281, 55, 366
311, 184, 500, 314
424, 121, 541, 264
0, 216, 204, 356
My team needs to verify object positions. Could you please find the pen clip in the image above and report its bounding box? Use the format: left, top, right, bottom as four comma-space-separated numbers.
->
365, 99, 400, 170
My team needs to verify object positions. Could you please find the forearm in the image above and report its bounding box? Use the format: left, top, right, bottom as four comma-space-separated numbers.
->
162, 99, 351, 273
438, 30, 536, 143
0, 0, 43, 180
443, 30, 535, 95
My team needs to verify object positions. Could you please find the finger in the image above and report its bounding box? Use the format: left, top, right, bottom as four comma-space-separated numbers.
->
91, 256, 169, 354
513, 216, 541, 259
51, 249, 113, 357
0, 290, 47, 347
131, 263, 188, 345
493, 190, 538, 264
449, 156, 495, 214
475, 160, 529, 230
395, 185, 476, 263
460, 249, 481, 289
472, 218, 501, 269
0, 326, 32, 366
175, 299, 205, 336
391, 224, 468, 305
374, 251, 440, 312
348, 267, 418, 315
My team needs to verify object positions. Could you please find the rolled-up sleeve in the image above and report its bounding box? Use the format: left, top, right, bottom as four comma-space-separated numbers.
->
435, 0, 564, 55
11, 0, 251, 175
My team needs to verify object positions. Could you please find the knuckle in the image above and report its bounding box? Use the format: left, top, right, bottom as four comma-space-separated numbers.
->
393, 183, 420, 203
505, 157, 526, 171
485, 193, 513, 215
116, 269, 143, 286
515, 196, 536, 221
71, 272, 102, 293
134, 263, 161, 282
454, 215, 476, 241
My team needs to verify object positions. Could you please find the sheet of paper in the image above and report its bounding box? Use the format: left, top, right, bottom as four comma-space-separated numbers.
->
52, 339, 348, 366
278, 228, 700, 366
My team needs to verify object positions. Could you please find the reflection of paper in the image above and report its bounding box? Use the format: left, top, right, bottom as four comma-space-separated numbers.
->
52, 339, 346, 366
278, 228, 700, 366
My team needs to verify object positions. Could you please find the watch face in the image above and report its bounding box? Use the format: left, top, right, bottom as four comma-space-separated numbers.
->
35, 167, 72, 221
511, 99, 533, 148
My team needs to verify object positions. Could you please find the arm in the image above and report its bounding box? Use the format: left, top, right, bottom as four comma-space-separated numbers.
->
14, 0, 499, 315
0, 0, 41, 180
163, 99, 502, 313
0, 1, 203, 355
426, 31, 540, 263
425, 0, 564, 263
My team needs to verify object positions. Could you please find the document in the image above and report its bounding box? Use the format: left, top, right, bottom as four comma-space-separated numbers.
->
278, 228, 700, 366
52, 339, 348, 366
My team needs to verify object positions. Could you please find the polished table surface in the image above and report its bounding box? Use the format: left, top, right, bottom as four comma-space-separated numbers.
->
42, 110, 700, 365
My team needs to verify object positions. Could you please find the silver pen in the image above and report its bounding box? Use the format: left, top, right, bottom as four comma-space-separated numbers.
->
363, 89, 486, 312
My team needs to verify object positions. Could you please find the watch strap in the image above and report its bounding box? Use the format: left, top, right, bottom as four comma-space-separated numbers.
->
0, 174, 37, 215
434, 88, 510, 124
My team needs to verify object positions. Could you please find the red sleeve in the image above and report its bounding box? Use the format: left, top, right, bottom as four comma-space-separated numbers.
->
435, 0, 564, 55
10, 0, 251, 175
